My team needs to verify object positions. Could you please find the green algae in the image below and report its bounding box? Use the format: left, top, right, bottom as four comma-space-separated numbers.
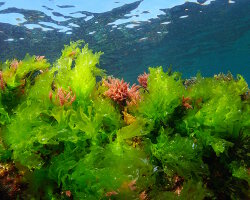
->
0, 41, 249, 199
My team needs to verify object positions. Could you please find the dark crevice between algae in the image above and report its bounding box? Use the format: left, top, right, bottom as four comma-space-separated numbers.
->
0, 41, 249, 200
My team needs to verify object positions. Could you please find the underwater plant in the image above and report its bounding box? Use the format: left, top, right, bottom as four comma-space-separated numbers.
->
103, 77, 140, 106
137, 72, 149, 89
0, 41, 249, 200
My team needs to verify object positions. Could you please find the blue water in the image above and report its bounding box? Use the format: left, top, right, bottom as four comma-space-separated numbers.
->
0, 0, 250, 83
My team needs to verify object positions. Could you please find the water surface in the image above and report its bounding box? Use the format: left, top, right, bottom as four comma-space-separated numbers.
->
0, 0, 250, 83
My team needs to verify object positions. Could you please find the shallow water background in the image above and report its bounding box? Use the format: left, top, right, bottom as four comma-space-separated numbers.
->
0, 0, 249, 83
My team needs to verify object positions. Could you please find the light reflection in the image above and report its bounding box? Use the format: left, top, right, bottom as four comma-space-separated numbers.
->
0, 13, 26, 25
0, 0, 221, 33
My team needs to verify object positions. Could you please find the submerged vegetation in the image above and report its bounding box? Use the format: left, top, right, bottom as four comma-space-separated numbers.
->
0, 41, 249, 200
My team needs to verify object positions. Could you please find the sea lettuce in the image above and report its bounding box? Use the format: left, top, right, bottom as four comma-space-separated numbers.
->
0, 42, 248, 199
138, 67, 185, 127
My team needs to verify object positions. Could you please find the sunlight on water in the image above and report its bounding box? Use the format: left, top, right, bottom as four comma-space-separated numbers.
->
0, 0, 218, 32
0, 0, 249, 83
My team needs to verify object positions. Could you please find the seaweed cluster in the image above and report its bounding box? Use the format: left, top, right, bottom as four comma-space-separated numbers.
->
0, 41, 249, 199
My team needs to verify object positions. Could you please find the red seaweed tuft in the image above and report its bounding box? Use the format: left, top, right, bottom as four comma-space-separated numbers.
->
182, 95, 193, 109
0, 71, 6, 90
104, 77, 140, 106
50, 86, 76, 106
138, 72, 149, 88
